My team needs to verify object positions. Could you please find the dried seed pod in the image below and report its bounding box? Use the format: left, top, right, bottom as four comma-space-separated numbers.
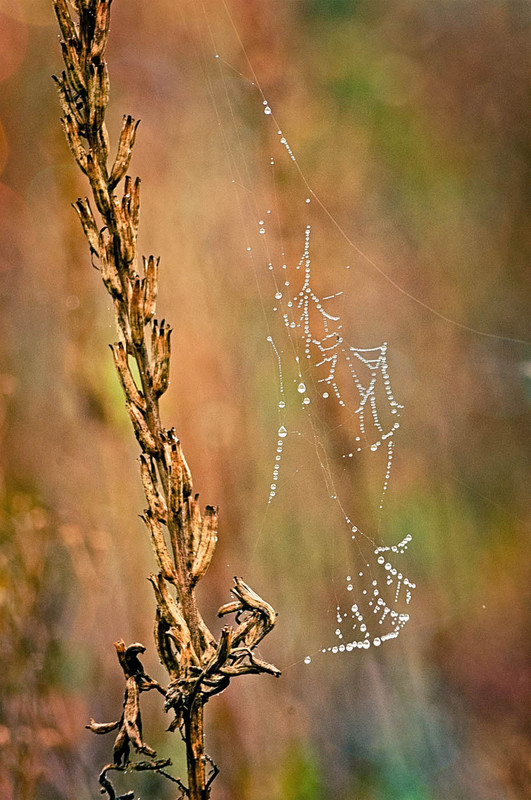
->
60, 38, 85, 96
114, 178, 138, 266
169, 434, 193, 498
98, 229, 123, 297
52, 73, 84, 129
130, 277, 145, 347
130, 177, 141, 235
96, 123, 110, 164
72, 197, 99, 255
110, 342, 145, 410
200, 627, 232, 679
88, 58, 109, 131
126, 401, 157, 454
86, 719, 120, 734
181, 494, 201, 556
143, 256, 159, 322
154, 610, 179, 678
142, 511, 176, 580
191, 505, 218, 585
219, 577, 277, 649
91, 0, 112, 59
122, 676, 156, 759
152, 319, 171, 398
109, 115, 140, 188
122, 175, 132, 212
139, 454, 167, 522
86, 153, 111, 216
53, 0, 78, 44
60, 114, 88, 174
168, 447, 184, 516
148, 574, 197, 664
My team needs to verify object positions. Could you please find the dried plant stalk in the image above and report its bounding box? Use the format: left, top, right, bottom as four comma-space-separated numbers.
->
52, 2, 279, 798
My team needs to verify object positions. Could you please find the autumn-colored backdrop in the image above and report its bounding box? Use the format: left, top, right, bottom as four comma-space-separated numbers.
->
0, 1, 529, 798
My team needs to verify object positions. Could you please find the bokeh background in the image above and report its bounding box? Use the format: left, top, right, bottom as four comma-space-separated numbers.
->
0, 0, 529, 798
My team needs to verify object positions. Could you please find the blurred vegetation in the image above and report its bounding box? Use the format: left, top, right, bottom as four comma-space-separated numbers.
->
0, 0, 529, 798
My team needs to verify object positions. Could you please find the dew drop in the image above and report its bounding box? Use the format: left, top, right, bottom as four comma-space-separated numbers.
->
304, 656, 311, 664
275, 291, 282, 299
264, 106, 272, 115
278, 425, 287, 438
297, 382, 306, 393
278, 400, 286, 408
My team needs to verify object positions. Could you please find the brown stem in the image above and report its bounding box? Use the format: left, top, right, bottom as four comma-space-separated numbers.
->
184, 701, 207, 800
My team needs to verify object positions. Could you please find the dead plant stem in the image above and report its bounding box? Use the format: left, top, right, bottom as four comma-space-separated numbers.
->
53, 1, 280, 798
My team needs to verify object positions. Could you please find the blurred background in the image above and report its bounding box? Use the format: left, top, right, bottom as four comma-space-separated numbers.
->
0, 0, 529, 798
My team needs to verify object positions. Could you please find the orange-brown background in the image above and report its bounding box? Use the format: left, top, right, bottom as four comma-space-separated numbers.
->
0, 1, 529, 798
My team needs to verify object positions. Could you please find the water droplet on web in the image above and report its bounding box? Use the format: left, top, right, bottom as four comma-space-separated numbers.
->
259, 228, 266, 234
275, 291, 282, 299
264, 106, 272, 115
305, 197, 311, 203
297, 382, 306, 393
278, 426, 287, 438
303, 397, 310, 405
278, 400, 285, 408
304, 656, 311, 664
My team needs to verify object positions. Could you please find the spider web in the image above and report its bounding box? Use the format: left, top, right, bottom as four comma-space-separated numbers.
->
265, 224, 416, 660
188, 7, 417, 661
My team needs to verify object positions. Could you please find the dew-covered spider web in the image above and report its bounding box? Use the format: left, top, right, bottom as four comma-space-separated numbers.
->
189, 2, 424, 663
264, 224, 416, 660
